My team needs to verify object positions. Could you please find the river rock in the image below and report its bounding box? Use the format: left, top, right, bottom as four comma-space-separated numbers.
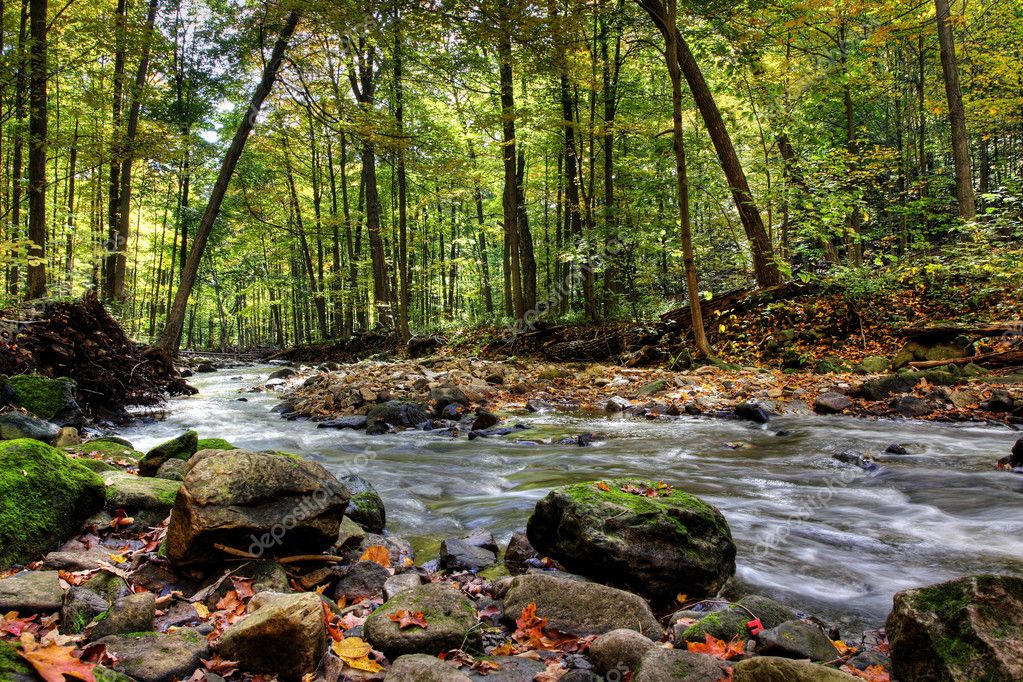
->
466, 656, 546, 681
89, 592, 156, 639
61, 586, 110, 634
677, 595, 796, 642
440, 538, 497, 571
504, 530, 542, 574
856, 356, 891, 374
0, 412, 60, 443
217, 592, 326, 682
634, 648, 732, 681
502, 573, 661, 638
165, 449, 350, 566
736, 401, 771, 423
366, 400, 431, 435
886, 574, 1023, 681
268, 367, 297, 380
590, 628, 657, 674
733, 657, 860, 681
0, 570, 64, 613
155, 458, 187, 480
0, 438, 105, 568
364, 583, 480, 657
388, 654, 472, 681
334, 560, 390, 601
316, 415, 368, 430
894, 395, 933, 417
343, 532, 415, 567
339, 474, 386, 532
893, 340, 972, 369
755, 619, 840, 661
0, 375, 83, 427
430, 385, 469, 413
1011, 438, 1023, 468
96, 628, 211, 682
384, 572, 422, 600
102, 471, 180, 526
814, 392, 853, 414
526, 479, 735, 605
138, 430, 198, 476
606, 396, 632, 412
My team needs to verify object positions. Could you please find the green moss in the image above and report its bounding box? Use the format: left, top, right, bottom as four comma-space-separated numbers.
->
0, 438, 105, 567
0, 639, 34, 677
66, 439, 144, 461
196, 438, 237, 451
4, 374, 75, 419
75, 458, 119, 473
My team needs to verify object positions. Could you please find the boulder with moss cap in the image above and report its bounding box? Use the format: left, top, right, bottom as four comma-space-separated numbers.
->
138, 430, 198, 476
0, 438, 105, 568
364, 583, 480, 658
0, 374, 83, 427
527, 478, 735, 606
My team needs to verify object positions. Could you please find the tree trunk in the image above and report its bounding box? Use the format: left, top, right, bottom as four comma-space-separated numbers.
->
103, 0, 127, 300
155, 10, 300, 352
394, 18, 411, 340
25, 0, 46, 299
498, 18, 524, 319
933, 0, 976, 220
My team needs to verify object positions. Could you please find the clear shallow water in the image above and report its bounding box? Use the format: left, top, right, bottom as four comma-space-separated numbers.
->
116, 365, 1023, 633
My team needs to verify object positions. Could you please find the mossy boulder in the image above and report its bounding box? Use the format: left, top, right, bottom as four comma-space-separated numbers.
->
0, 412, 60, 443
66, 439, 145, 465
1, 374, 83, 427
101, 471, 180, 528
138, 430, 198, 476
196, 437, 237, 451
527, 479, 736, 606
0, 439, 105, 568
893, 340, 972, 370
886, 574, 1023, 682
860, 369, 959, 401
339, 474, 385, 532
165, 449, 349, 567
677, 595, 796, 643
364, 583, 480, 658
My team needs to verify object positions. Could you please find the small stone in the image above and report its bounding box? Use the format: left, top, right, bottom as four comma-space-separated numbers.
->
387, 654, 472, 681
334, 561, 390, 601
590, 628, 657, 675
155, 458, 187, 481
814, 392, 853, 414
637, 380, 667, 397
335, 516, 367, 549
525, 398, 553, 413
633, 648, 731, 681
440, 538, 497, 571
736, 401, 771, 423
217, 592, 326, 682
89, 592, 156, 640
339, 474, 386, 533
605, 396, 632, 412
383, 573, 422, 600
470, 411, 501, 431
316, 415, 368, 430
61, 587, 109, 634
55, 427, 81, 447
138, 430, 198, 477
894, 395, 932, 418
755, 620, 840, 662
0, 570, 64, 613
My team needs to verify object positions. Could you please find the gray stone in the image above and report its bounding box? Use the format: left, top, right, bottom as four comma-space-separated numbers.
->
677, 595, 796, 643
340, 474, 386, 532
755, 620, 840, 662
733, 657, 859, 681
503, 531, 541, 574
814, 392, 853, 414
894, 395, 932, 418
155, 458, 187, 481
466, 656, 545, 681
0, 570, 64, 613
364, 584, 479, 658
60, 586, 109, 634
502, 574, 661, 638
90, 592, 156, 639
334, 561, 390, 601
96, 628, 210, 682
605, 396, 632, 412
102, 471, 180, 525
366, 401, 431, 435
590, 628, 657, 674
0, 412, 59, 443
634, 648, 731, 681
268, 367, 297, 380
440, 538, 497, 571
217, 592, 326, 682
387, 654, 471, 681
384, 572, 422, 600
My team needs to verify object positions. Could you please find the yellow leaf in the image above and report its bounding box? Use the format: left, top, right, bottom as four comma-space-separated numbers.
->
332, 638, 382, 673
193, 603, 210, 619
108, 554, 126, 565
359, 545, 391, 568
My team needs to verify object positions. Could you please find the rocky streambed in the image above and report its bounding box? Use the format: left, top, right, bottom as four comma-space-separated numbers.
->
2, 363, 1023, 680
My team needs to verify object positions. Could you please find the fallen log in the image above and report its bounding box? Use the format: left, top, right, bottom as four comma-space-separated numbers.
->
901, 322, 1023, 340
907, 350, 1023, 370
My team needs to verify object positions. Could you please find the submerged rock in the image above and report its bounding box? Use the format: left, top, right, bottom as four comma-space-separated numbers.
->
366, 401, 431, 435
0, 438, 105, 568
364, 583, 480, 658
527, 478, 736, 605
886, 574, 1023, 682
165, 449, 349, 566
502, 573, 661, 638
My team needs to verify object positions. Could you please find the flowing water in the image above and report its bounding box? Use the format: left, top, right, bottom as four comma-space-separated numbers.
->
116, 365, 1023, 634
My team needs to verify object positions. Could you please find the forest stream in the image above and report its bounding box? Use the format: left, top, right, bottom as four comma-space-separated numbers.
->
116, 364, 1023, 636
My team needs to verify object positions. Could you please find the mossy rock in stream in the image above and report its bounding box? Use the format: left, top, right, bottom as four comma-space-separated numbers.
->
196, 437, 237, 451
1, 374, 84, 427
527, 478, 736, 606
886, 574, 1023, 682
66, 438, 145, 462
138, 430, 198, 476
364, 583, 481, 658
340, 474, 386, 532
0, 438, 105, 568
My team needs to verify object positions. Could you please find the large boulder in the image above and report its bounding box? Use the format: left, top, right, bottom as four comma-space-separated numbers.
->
0, 412, 59, 443
0, 570, 64, 613
365, 401, 430, 435
733, 657, 860, 681
96, 628, 210, 682
886, 574, 1023, 682
165, 449, 350, 566
893, 340, 972, 370
0, 374, 83, 427
138, 430, 198, 476
0, 439, 105, 568
217, 592, 326, 682
102, 471, 181, 527
527, 479, 735, 605
502, 573, 662, 638
364, 583, 480, 658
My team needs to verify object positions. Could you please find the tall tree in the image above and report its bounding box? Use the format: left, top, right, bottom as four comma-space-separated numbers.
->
933, 0, 975, 220
25, 0, 46, 299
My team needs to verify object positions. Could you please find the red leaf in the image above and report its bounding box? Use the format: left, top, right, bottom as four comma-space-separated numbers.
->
388, 609, 428, 629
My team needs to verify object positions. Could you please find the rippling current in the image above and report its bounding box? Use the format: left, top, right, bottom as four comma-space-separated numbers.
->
115, 365, 1023, 634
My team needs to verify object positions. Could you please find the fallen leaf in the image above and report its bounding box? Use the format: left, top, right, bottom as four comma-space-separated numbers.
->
595, 481, 611, 492
686, 633, 744, 660
388, 610, 428, 630
331, 637, 383, 673
840, 664, 890, 682
17, 636, 96, 682
359, 545, 391, 568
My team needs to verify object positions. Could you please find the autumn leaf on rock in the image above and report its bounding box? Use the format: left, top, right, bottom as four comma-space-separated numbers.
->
17, 636, 96, 682
388, 609, 428, 630
832, 639, 858, 657
1, 612, 38, 637
686, 634, 744, 660
230, 577, 256, 600
331, 637, 383, 673
595, 481, 611, 492
840, 664, 891, 682
359, 545, 391, 568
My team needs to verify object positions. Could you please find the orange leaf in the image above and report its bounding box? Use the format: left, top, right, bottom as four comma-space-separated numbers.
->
595, 482, 611, 492
359, 545, 391, 568
840, 664, 891, 682
388, 610, 428, 630
686, 633, 744, 660
17, 640, 96, 682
